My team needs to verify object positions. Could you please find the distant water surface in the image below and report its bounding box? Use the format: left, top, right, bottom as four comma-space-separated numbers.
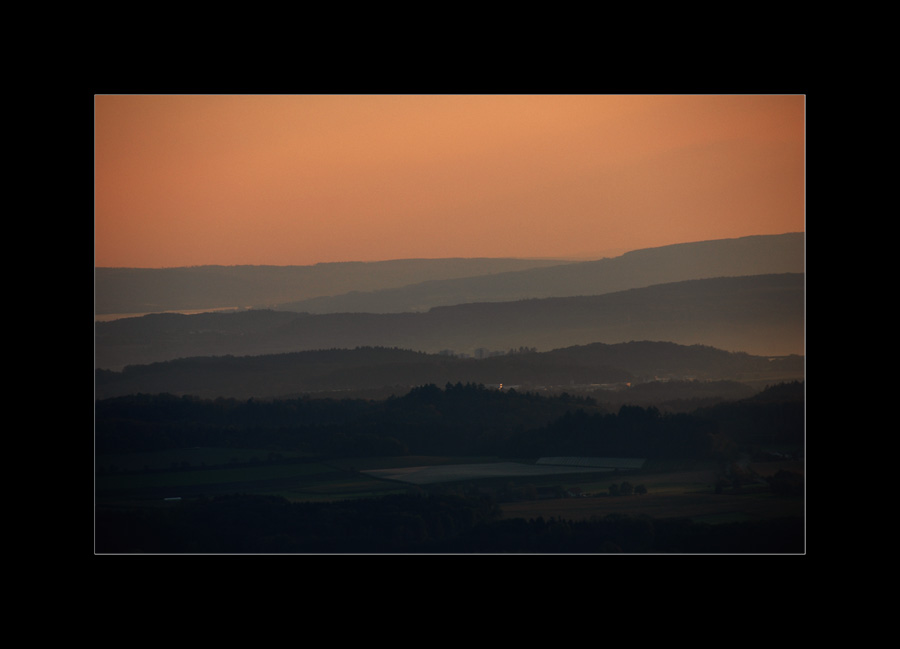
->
95, 307, 243, 323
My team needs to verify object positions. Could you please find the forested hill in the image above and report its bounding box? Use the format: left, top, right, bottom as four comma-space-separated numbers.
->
95, 340, 804, 401
95, 380, 805, 458
95, 273, 804, 370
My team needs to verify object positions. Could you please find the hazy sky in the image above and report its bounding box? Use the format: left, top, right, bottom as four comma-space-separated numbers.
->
94, 94, 805, 268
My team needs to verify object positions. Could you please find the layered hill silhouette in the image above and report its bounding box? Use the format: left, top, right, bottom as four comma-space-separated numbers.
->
95, 273, 804, 371
95, 257, 570, 316
94, 340, 804, 401
275, 232, 804, 313
95, 233, 803, 317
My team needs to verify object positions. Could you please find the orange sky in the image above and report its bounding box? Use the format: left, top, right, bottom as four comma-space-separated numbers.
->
94, 94, 804, 268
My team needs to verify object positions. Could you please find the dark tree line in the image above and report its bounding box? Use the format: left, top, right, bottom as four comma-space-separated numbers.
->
96, 381, 803, 461
95, 491, 804, 553
506, 405, 719, 459
95, 342, 804, 402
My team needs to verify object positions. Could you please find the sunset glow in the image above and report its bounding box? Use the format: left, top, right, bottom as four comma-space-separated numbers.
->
94, 94, 805, 268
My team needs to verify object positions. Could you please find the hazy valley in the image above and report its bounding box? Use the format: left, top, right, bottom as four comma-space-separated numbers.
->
94, 233, 805, 554
96, 232, 802, 317
95, 233, 804, 370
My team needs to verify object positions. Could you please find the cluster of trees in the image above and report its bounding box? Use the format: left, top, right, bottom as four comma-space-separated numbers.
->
695, 381, 805, 446
507, 404, 720, 459
95, 491, 804, 553
96, 381, 804, 461
95, 382, 588, 457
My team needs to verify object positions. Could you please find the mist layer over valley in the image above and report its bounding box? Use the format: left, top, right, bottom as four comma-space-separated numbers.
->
96, 273, 803, 372
95, 234, 804, 370
94, 233, 805, 554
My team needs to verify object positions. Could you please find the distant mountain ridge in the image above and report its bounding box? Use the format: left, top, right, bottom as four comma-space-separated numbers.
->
94, 257, 571, 316
95, 273, 804, 370
277, 233, 805, 314
95, 233, 803, 317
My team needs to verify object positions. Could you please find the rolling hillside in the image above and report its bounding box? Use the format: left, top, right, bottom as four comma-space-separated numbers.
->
95, 273, 804, 371
94, 340, 804, 401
